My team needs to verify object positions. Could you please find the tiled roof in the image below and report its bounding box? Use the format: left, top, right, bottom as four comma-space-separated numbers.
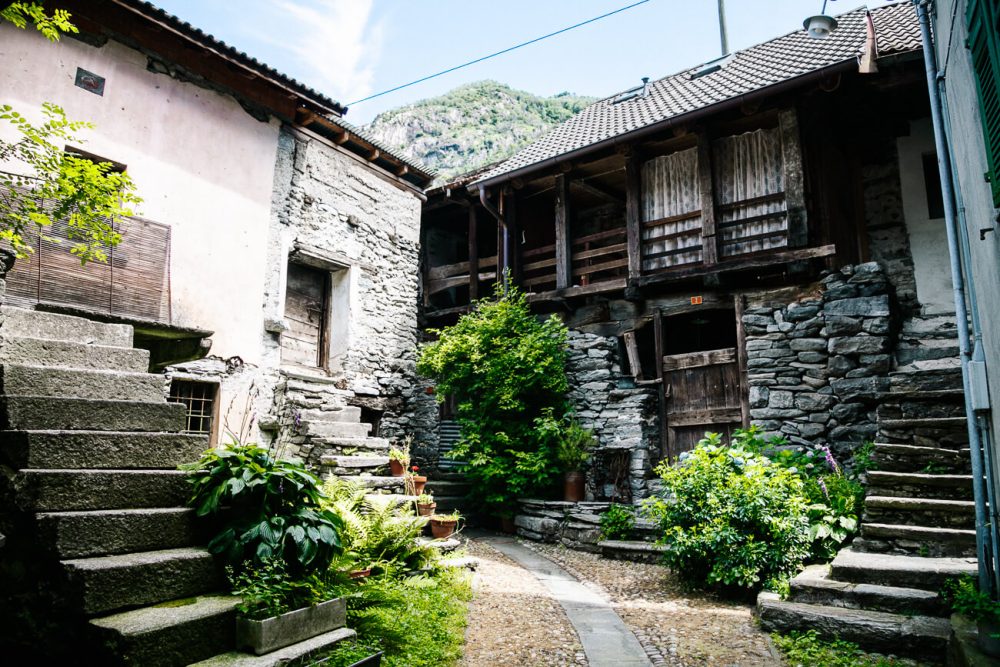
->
474, 2, 921, 186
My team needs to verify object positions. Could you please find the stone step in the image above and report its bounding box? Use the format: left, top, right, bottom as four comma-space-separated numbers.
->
879, 417, 968, 431
0, 306, 133, 347
37, 507, 198, 558
61, 547, 222, 616
337, 475, 404, 492
597, 539, 667, 564
867, 471, 973, 500
1, 396, 186, 432
871, 443, 971, 473
877, 400, 966, 422
298, 406, 362, 423
12, 469, 189, 511
856, 523, 977, 558
830, 548, 977, 591
0, 363, 164, 402
0, 430, 208, 470
900, 315, 959, 340
864, 496, 975, 528
191, 627, 357, 667
889, 367, 963, 393
319, 454, 389, 469
90, 594, 239, 667
757, 591, 951, 657
311, 436, 390, 455
788, 564, 945, 616
895, 338, 961, 367
0, 335, 150, 372
299, 420, 371, 439
423, 479, 472, 496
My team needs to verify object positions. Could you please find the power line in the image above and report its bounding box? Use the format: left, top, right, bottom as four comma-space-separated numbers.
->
346, 0, 652, 107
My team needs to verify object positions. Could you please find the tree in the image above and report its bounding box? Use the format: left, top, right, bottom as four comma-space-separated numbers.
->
1, 2, 141, 264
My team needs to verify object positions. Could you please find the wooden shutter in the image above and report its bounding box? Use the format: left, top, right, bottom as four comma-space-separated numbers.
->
968, 0, 1000, 206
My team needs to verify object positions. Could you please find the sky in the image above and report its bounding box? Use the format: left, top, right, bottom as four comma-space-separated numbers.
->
152, 0, 897, 124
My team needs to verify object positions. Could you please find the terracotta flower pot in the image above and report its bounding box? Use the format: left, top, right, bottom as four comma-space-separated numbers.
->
410, 475, 427, 495
430, 517, 458, 539
389, 459, 405, 477
416, 502, 436, 517
349, 568, 372, 580
564, 471, 586, 502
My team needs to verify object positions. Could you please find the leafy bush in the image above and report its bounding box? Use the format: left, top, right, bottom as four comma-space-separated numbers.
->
942, 576, 1000, 624
647, 433, 811, 592
226, 558, 350, 620
599, 503, 636, 541
417, 283, 569, 516
535, 410, 596, 472
772, 630, 915, 666
181, 443, 343, 574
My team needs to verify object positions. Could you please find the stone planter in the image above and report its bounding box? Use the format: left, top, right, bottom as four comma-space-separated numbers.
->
416, 502, 436, 517
349, 650, 384, 667
236, 597, 346, 655
389, 459, 405, 477
564, 471, 586, 502
430, 517, 458, 539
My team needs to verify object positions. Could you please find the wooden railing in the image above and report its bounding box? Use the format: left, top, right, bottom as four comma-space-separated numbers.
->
425, 255, 498, 300
570, 227, 627, 286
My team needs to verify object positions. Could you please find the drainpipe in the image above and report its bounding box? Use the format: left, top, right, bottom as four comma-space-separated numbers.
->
478, 186, 508, 293
913, 0, 996, 595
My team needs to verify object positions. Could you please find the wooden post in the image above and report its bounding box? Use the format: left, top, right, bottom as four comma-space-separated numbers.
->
653, 310, 669, 460
468, 205, 479, 301
780, 108, 808, 247
504, 189, 521, 287
625, 151, 643, 279
734, 294, 750, 428
623, 330, 643, 380
554, 174, 572, 290
697, 132, 718, 266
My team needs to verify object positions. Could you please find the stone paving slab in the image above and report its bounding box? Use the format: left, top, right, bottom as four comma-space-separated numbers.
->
483, 536, 651, 667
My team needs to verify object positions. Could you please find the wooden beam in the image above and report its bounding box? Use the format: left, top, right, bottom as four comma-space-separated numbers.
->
697, 132, 718, 266
367, 148, 380, 161
623, 330, 643, 380
571, 179, 623, 204
527, 277, 627, 302
632, 244, 837, 288
334, 131, 350, 145
625, 151, 642, 279
780, 108, 808, 247
396, 164, 409, 177
554, 174, 572, 290
653, 309, 668, 460
734, 294, 751, 428
468, 206, 479, 301
661, 347, 737, 371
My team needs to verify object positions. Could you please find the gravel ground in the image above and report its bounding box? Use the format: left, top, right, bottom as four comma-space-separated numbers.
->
525, 542, 781, 667
459, 538, 587, 667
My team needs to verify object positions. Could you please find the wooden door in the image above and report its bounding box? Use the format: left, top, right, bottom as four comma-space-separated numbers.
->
282, 263, 329, 368
662, 347, 743, 459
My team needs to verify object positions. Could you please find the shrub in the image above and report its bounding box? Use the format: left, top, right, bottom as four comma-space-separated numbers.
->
226, 558, 350, 620
942, 576, 1000, 625
417, 282, 569, 516
181, 442, 343, 574
535, 410, 596, 472
647, 433, 811, 592
772, 630, 912, 666
599, 503, 636, 541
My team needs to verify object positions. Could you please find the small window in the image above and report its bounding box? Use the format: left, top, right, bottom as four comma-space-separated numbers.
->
168, 380, 218, 436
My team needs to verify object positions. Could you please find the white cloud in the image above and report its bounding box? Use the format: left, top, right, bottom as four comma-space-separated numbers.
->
270, 0, 384, 105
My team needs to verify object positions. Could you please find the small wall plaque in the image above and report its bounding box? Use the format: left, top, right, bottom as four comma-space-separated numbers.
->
74, 68, 105, 96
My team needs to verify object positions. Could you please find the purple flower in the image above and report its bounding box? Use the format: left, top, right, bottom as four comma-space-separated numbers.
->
294, 411, 302, 428
818, 477, 830, 500
821, 446, 839, 473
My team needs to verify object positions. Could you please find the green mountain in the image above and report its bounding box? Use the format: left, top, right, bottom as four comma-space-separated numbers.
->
363, 81, 596, 181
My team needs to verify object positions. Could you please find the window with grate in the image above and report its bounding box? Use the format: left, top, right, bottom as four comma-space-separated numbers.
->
168, 380, 217, 435
967, 0, 1000, 206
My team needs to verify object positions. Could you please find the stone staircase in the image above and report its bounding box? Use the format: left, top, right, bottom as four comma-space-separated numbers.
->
0, 302, 358, 666
759, 364, 978, 660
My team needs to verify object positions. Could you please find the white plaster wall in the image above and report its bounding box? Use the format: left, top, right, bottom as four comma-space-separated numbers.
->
0, 24, 279, 363
897, 118, 955, 315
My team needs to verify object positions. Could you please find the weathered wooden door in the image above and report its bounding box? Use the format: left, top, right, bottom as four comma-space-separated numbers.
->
282, 263, 329, 368
662, 348, 743, 459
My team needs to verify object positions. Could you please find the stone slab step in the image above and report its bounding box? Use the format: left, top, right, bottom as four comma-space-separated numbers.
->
857, 523, 977, 558
299, 420, 371, 439
0, 335, 150, 372
597, 539, 666, 564
1, 396, 186, 432
0, 306, 133, 347
424, 479, 472, 496
864, 496, 975, 529
311, 436, 390, 454
0, 363, 164, 402
12, 469, 189, 511
37, 507, 198, 558
62, 547, 222, 616
298, 406, 362, 423
190, 627, 357, 667
788, 564, 945, 616
879, 417, 967, 431
338, 475, 404, 491
877, 400, 966, 422
830, 548, 977, 590
872, 443, 971, 473
0, 430, 208, 470
867, 471, 973, 500
318, 454, 389, 470
889, 367, 963, 392
757, 591, 951, 657
90, 594, 239, 667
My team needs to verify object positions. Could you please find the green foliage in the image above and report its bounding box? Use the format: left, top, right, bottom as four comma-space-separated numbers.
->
647, 432, 811, 592
321, 477, 437, 575
535, 410, 595, 472
942, 576, 1000, 624
417, 283, 569, 516
772, 630, 917, 666
181, 443, 343, 574
303, 639, 380, 667
1, 2, 76, 41
388, 447, 410, 464
226, 558, 350, 621
852, 441, 877, 474
599, 503, 636, 541
416, 491, 434, 504
366, 80, 596, 178
346, 569, 472, 667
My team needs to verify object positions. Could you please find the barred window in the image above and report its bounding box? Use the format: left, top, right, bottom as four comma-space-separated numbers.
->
168, 380, 217, 435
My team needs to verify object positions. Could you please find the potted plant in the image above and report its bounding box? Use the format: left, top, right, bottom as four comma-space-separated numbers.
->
554, 417, 595, 503
388, 439, 410, 477
406, 465, 427, 496
415, 491, 436, 517
943, 576, 1000, 657
429, 510, 461, 539
228, 559, 349, 656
